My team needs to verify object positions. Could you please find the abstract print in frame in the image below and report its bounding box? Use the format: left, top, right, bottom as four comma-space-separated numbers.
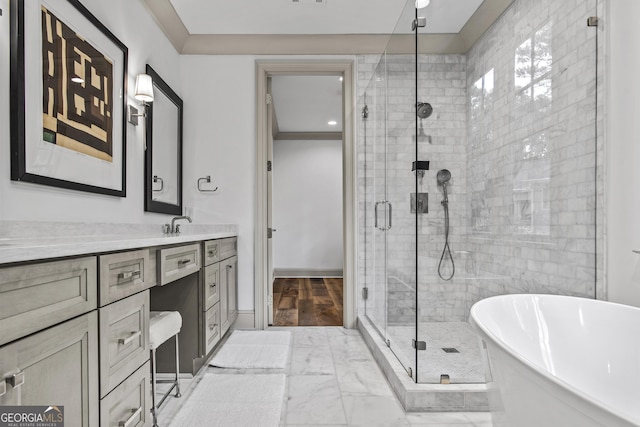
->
10, 0, 128, 196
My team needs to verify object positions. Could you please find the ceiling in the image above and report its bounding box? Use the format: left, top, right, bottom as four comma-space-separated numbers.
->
168, 0, 483, 35
142, 0, 514, 55
271, 76, 343, 134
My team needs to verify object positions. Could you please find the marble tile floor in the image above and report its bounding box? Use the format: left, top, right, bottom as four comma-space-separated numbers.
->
157, 327, 493, 426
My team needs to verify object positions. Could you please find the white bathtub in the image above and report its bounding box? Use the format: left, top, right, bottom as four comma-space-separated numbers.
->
470, 294, 640, 427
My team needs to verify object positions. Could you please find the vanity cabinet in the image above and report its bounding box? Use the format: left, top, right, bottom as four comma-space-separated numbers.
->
0, 231, 237, 427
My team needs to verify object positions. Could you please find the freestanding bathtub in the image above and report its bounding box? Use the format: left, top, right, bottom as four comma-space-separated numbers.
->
470, 294, 640, 427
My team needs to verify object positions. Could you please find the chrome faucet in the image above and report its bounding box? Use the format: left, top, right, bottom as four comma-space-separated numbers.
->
166, 215, 192, 234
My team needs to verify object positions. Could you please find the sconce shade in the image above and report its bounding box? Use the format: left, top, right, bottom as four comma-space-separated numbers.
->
134, 74, 154, 103
415, 0, 430, 8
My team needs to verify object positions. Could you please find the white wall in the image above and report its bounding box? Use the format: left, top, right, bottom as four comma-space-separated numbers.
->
179, 55, 256, 311
606, 0, 640, 307
272, 139, 343, 271
0, 0, 181, 223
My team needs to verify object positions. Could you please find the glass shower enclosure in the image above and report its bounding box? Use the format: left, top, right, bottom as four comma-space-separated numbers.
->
358, 0, 600, 385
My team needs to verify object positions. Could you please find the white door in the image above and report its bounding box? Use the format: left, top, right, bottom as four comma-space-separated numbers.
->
267, 79, 275, 325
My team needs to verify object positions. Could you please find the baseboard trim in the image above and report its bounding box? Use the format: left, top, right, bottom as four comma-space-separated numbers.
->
274, 269, 343, 278
233, 310, 256, 329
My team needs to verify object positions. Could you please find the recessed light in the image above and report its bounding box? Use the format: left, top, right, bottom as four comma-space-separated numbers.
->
328, 120, 337, 126
71, 77, 84, 84
339, 76, 343, 82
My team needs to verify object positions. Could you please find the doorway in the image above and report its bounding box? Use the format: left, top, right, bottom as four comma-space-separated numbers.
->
270, 74, 344, 326
255, 61, 356, 330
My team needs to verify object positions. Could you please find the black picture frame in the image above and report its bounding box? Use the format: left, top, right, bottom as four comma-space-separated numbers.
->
144, 64, 183, 215
10, 0, 128, 196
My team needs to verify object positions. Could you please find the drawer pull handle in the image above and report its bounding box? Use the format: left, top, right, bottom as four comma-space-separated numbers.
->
119, 331, 142, 346
227, 265, 233, 269
117, 270, 141, 280
178, 258, 190, 265
208, 249, 217, 256
119, 407, 143, 427
209, 282, 217, 289
7, 371, 24, 388
209, 323, 218, 331
633, 250, 640, 254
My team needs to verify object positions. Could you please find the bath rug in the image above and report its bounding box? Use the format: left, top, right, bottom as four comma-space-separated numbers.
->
209, 330, 291, 369
169, 373, 286, 427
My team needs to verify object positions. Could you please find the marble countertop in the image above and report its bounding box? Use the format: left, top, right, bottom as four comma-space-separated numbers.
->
0, 221, 238, 265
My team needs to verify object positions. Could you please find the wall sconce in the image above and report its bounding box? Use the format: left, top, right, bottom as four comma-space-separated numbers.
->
129, 73, 154, 126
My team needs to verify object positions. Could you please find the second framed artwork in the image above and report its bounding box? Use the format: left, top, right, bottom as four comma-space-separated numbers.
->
10, 0, 128, 196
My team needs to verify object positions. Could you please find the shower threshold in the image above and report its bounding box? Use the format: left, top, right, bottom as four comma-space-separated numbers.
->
357, 316, 489, 412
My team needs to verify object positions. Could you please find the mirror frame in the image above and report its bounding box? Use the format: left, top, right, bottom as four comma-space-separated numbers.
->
144, 64, 183, 215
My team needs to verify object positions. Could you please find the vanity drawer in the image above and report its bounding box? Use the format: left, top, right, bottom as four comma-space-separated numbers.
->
203, 263, 220, 310
218, 237, 237, 261
99, 249, 153, 306
204, 302, 221, 355
203, 240, 220, 265
0, 256, 97, 346
158, 244, 201, 286
99, 290, 150, 398
100, 360, 151, 427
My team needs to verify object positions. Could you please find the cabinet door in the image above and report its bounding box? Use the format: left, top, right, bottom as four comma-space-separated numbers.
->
227, 256, 238, 325
220, 255, 238, 335
219, 259, 229, 336
0, 312, 99, 426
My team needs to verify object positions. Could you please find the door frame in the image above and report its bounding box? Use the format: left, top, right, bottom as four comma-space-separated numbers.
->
255, 60, 356, 329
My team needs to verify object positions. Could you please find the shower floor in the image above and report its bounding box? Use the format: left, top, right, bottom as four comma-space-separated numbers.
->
387, 322, 486, 384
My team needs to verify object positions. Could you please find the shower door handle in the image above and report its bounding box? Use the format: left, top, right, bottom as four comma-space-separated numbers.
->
374, 201, 392, 231
375, 201, 386, 230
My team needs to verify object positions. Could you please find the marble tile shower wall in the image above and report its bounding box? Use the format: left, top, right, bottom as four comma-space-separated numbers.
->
465, 0, 599, 305
357, 54, 471, 325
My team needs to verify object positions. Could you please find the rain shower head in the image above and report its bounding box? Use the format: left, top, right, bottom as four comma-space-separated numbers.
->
417, 102, 433, 119
437, 169, 451, 185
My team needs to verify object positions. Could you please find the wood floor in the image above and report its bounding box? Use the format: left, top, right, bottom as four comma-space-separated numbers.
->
272, 277, 343, 326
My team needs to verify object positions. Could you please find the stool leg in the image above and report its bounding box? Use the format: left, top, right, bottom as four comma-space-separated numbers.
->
151, 348, 159, 427
174, 334, 181, 398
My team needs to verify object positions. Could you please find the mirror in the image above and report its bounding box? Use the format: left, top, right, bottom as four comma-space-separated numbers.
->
144, 65, 183, 215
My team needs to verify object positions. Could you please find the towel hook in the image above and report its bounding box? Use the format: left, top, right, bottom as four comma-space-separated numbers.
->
198, 176, 218, 192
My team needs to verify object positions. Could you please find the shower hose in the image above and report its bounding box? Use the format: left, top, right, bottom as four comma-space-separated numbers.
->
438, 198, 455, 281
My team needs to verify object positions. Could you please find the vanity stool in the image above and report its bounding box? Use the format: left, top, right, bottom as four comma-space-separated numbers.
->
149, 311, 182, 427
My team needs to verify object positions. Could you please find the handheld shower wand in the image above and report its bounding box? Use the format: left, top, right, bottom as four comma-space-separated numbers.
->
437, 169, 454, 281
437, 169, 451, 205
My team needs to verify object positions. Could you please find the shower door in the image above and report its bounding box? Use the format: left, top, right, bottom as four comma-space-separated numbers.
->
363, 48, 418, 380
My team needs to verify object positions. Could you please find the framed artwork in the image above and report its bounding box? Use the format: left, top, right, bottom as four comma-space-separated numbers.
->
10, 0, 128, 196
